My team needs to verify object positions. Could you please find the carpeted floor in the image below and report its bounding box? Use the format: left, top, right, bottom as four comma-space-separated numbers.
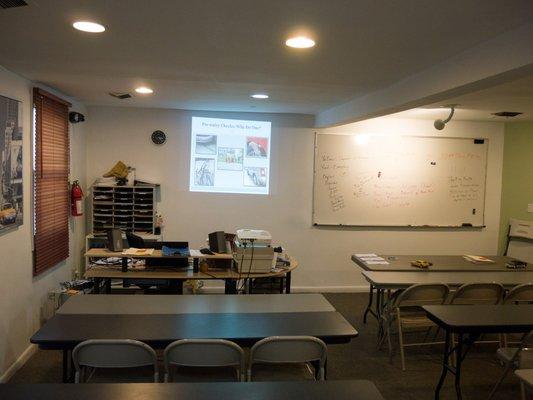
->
8, 292, 521, 399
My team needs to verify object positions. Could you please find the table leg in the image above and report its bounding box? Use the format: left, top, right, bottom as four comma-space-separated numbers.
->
121, 257, 128, 273
435, 329, 451, 399
62, 349, 73, 383
104, 278, 111, 294
168, 280, 183, 294
285, 272, 292, 294
225, 279, 237, 294
376, 288, 384, 341
455, 333, 464, 400
193, 258, 199, 273
363, 284, 374, 324
279, 277, 284, 294
93, 278, 101, 294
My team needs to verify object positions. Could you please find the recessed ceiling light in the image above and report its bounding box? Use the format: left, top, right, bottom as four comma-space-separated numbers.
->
251, 93, 269, 99
72, 21, 106, 33
135, 86, 154, 94
285, 36, 315, 48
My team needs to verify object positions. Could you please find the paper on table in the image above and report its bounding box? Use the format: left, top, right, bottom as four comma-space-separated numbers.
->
355, 253, 378, 258
366, 260, 389, 265
362, 257, 386, 262
189, 249, 202, 257
122, 248, 154, 256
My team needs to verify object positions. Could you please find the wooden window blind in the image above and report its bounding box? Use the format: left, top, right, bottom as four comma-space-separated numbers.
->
33, 88, 71, 276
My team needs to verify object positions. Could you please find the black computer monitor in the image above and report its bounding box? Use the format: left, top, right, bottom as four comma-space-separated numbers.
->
126, 232, 146, 248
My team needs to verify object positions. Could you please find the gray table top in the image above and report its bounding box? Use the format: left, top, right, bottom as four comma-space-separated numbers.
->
58, 294, 335, 315
0, 381, 384, 400
31, 312, 358, 348
362, 270, 533, 289
515, 369, 533, 386
424, 305, 533, 334
352, 254, 527, 272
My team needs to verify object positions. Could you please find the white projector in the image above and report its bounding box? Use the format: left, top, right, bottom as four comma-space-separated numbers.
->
236, 229, 272, 246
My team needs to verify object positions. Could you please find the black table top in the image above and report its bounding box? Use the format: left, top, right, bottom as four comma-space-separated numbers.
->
424, 305, 533, 334
0, 381, 384, 400
31, 312, 358, 349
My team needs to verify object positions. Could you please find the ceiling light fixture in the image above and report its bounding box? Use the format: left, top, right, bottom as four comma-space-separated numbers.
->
434, 105, 457, 131
72, 21, 106, 33
251, 93, 269, 99
135, 86, 154, 94
285, 36, 315, 49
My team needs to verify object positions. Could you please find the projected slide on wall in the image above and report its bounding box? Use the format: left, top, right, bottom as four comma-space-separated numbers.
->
189, 117, 271, 194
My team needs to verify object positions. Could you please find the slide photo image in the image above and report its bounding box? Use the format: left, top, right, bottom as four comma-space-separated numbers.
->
244, 167, 267, 187
194, 158, 215, 186
195, 134, 217, 155
246, 136, 268, 158
217, 147, 243, 171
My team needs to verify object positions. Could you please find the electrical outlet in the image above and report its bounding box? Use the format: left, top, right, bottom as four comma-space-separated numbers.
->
528, 204, 533, 213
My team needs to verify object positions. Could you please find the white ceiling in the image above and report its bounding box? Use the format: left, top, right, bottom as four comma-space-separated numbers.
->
392, 74, 533, 122
1, 0, 533, 115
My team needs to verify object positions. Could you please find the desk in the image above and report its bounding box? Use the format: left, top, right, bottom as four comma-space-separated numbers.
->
424, 305, 533, 399
31, 294, 358, 382
85, 248, 233, 273
352, 254, 526, 272
362, 270, 533, 340
0, 380, 384, 400
84, 252, 297, 294
353, 254, 528, 324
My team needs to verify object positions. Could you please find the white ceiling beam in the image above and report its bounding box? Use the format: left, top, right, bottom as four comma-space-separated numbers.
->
316, 22, 533, 127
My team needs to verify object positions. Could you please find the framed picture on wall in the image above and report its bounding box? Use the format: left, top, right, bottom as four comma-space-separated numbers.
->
0, 94, 23, 234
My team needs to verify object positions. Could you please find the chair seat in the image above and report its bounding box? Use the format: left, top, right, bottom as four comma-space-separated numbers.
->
399, 313, 437, 329
80, 366, 156, 383
497, 347, 520, 364
249, 363, 316, 381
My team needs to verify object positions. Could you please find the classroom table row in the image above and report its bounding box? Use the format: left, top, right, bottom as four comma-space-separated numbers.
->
30, 294, 358, 382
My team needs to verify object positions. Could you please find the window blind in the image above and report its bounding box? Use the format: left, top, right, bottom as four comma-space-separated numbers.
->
33, 88, 71, 276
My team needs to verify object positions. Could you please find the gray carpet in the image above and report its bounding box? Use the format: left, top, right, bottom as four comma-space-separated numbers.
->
8, 293, 521, 399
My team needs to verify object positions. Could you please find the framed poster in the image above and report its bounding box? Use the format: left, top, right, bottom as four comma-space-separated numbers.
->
0, 94, 23, 233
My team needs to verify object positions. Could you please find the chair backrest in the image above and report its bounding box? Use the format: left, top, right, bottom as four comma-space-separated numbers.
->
504, 283, 533, 305
449, 283, 504, 305
72, 339, 158, 383
249, 336, 327, 381
164, 339, 244, 369
395, 284, 450, 308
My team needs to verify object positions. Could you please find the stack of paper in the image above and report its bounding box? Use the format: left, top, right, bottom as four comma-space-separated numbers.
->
122, 248, 154, 256
463, 255, 494, 264
355, 253, 389, 265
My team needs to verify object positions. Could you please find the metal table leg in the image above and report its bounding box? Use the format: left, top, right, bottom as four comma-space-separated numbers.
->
363, 284, 375, 324
435, 330, 451, 399
93, 278, 101, 294
285, 271, 292, 294
225, 279, 237, 294
104, 278, 111, 294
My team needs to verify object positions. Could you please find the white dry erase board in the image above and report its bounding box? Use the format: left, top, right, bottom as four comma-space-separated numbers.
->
312, 134, 488, 227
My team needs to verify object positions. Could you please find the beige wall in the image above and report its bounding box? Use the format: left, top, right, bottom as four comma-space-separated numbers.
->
86, 106, 504, 291
0, 66, 87, 381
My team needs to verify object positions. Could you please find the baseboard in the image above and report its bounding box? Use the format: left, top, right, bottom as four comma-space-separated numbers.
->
198, 285, 369, 294
0, 344, 37, 383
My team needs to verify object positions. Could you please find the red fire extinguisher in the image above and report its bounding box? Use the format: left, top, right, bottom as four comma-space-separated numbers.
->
71, 180, 84, 217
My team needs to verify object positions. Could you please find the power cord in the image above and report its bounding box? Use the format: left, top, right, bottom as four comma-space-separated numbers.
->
239, 239, 255, 293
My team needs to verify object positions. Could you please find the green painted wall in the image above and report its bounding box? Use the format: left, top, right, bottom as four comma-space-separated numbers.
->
499, 122, 533, 253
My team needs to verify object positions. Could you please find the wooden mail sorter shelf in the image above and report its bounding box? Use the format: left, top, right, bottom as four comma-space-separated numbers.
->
91, 185, 157, 234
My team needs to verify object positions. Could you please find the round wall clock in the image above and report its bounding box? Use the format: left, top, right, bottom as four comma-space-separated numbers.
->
151, 130, 166, 145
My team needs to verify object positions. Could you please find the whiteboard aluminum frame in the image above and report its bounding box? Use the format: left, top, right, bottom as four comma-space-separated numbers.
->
312, 132, 489, 228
